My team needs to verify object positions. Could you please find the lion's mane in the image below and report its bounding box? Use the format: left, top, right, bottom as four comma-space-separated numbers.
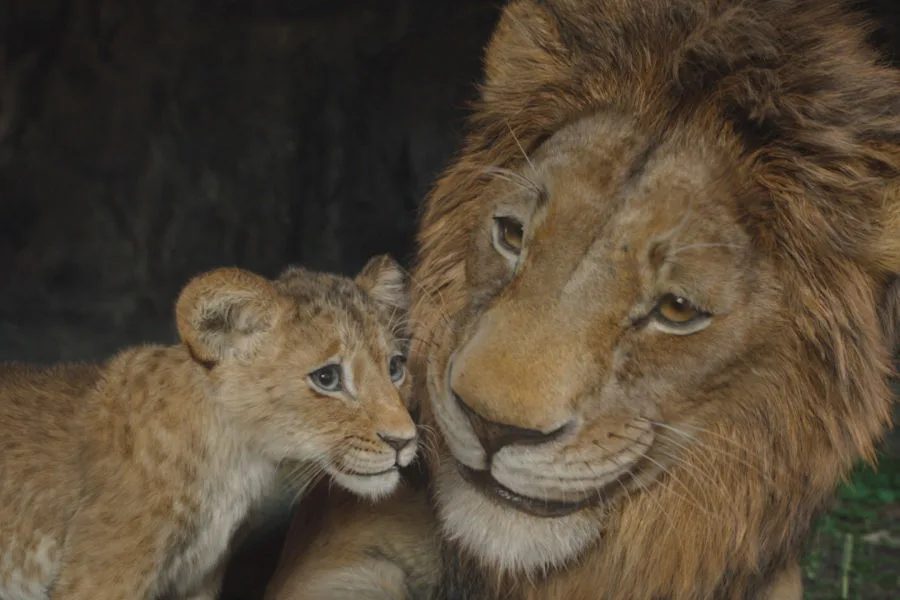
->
409, 1, 900, 598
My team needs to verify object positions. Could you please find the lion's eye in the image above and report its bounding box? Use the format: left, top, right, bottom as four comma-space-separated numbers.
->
653, 294, 711, 334
657, 295, 699, 323
492, 216, 524, 258
308, 364, 343, 393
388, 354, 406, 384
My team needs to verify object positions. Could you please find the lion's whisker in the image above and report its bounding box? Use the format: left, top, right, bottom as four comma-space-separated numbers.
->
622, 470, 679, 531
654, 448, 740, 519
479, 166, 544, 197
601, 434, 728, 520
640, 453, 719, 520
641, 419, 785, 483
503, 119, 538, 174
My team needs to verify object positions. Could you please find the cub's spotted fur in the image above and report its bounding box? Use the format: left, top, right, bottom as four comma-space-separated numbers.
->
0, 254, 417, 600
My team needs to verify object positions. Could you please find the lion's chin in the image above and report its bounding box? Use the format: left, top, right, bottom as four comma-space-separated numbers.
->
433, 454, 604, 575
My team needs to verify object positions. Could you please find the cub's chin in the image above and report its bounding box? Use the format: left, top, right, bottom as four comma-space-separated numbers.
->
432, 454, 604, 575
328, 465, 401, 501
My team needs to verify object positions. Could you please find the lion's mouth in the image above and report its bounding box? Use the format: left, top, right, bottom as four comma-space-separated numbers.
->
456, 461, 612, 518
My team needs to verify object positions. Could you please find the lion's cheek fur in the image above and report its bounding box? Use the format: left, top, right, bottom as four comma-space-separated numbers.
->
522, 368, 888, 600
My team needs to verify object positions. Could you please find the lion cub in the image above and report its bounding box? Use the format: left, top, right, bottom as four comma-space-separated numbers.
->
0, 254, 418, 600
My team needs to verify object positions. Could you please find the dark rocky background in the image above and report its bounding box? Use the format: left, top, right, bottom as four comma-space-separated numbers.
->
0, 0, 897, 597
0, 0, 502, 363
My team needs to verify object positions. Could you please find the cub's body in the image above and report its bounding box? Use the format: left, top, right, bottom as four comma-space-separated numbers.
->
0, 256, 416, 600
1, 364, 99, 598
1, 356, 271, 599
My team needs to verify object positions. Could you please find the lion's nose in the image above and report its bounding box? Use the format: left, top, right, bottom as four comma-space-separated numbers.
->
453, 391, 571, 458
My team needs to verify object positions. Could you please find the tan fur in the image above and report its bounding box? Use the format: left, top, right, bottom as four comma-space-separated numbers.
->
265, 481, 440, 600
0, 255, 417, 600
759, 563, 802, 600
269, 1, 900, 598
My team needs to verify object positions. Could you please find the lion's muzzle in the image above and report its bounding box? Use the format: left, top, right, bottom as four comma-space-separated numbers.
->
453, 390, 573, 457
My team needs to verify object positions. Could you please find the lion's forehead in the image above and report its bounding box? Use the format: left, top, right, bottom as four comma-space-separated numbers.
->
507, 114, 753, 311
537, 115, 739, 225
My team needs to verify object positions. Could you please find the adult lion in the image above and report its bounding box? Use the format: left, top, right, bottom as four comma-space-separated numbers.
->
266, 0, 900, 598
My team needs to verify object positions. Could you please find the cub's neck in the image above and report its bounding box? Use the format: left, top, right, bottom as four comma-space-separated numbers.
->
88, 343, 279, 506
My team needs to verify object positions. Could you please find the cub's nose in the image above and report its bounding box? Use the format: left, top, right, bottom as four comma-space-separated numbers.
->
377, 432, 418, 468
378, 433, 418, 467
453, 391, 570, 458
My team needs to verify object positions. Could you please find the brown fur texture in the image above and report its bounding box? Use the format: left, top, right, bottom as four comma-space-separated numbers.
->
269, 1, 900, 599
265, 480, 440, 600
0, 255, 417, 599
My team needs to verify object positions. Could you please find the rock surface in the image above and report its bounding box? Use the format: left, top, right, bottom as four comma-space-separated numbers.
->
0, 0, 500, 364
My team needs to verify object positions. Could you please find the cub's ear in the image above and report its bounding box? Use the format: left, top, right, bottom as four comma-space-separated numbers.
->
354, 254, 409, 314
175, 267, 281, 366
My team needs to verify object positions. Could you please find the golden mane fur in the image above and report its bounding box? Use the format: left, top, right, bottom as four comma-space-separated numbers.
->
267, 1, 900, 599
407, 1, 900, 598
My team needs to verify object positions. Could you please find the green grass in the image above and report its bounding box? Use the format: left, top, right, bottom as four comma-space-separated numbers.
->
802, 445, 900, 599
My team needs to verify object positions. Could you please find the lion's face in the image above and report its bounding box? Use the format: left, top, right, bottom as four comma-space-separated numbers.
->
403, 0, 899, 594
425, 113, 789, 572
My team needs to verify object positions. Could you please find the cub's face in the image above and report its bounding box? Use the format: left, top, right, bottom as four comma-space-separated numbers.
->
424, 114, 788, 572
177, 256, 417, 501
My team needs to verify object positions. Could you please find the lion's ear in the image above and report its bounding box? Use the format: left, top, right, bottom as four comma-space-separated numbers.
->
175, 268, 280, 366
355, 254, 409, 314
876, 186, 900, 272
882, 278, 900, 355
877, 186, 900, 353
480, 1, 570, 103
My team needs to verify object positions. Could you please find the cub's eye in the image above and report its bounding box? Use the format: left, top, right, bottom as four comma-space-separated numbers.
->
308, 364, 342, 393
492, 216, 525, 258
388, 354, 406, 384
653, 294, 711, 335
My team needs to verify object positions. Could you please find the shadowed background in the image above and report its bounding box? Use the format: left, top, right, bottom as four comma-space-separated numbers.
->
0, 0, 502, 363
0, 0, 897, 597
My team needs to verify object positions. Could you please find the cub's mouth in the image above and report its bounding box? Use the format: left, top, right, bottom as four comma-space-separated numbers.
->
338, 465, 398, 478
456, 461, 616, 518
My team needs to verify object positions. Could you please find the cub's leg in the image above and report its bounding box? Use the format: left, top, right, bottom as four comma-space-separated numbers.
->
265, 482, 440, 600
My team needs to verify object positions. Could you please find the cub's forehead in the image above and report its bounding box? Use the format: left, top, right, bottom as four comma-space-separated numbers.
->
273, 269, 399, 346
